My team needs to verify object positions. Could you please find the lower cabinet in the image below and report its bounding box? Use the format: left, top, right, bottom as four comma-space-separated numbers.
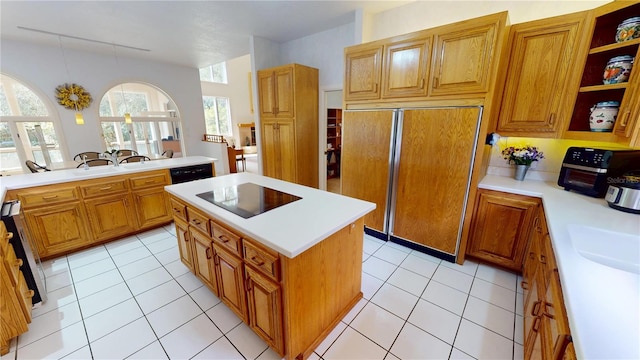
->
245, 265, 284, 352
84, 194, 137, 242
175, 218, 194, 273
190, 228, 217, 294
213, 243, 248, 322
467, 189, 540, 271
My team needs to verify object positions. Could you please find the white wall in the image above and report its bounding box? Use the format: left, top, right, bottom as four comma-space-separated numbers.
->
201, 54, 253, 148
367, 0, 611, 42
0, 39, 209, 160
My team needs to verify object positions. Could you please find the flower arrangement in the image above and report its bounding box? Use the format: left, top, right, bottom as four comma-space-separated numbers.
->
501, 145, 544, 166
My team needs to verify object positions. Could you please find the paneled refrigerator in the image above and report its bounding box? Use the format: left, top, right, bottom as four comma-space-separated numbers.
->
341, 106, 482, 262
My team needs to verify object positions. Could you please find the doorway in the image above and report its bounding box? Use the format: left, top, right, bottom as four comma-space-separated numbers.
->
324, 90, 342, 194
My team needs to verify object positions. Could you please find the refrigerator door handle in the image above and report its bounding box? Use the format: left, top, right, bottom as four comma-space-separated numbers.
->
387, 109, 403, 236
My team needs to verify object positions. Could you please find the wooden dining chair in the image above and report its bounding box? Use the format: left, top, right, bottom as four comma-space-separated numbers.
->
77, 159, 111, 167
161, 149, 174, 158
116, 149, 138, 156
119, 155, 151, 163
25, 160, 50, 173
73, 152, 101, 161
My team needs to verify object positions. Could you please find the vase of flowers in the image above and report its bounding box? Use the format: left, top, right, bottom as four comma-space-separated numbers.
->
501, 145, 544, 181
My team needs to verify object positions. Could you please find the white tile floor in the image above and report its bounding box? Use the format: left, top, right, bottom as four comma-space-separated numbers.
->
3, 225, 525, 360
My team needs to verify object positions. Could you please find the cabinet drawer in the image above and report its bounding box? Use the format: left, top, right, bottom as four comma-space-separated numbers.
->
130, 172, 168, 190
170, 198, 187, 222
16, 271, 34, 323
187, 207, 210, 236
243, 238, 280, 281
212, 221, 242, 257
80, 179, 129, 198
18, 187, 79, 207
4, 242, 22, 287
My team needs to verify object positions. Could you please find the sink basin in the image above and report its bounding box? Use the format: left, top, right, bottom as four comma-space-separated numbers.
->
72, 166, 122, 176
567, 224, 640, 274
120, 162, 150, 169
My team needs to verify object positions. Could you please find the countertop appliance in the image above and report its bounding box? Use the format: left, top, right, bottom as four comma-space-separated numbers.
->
169, 163, 213, 184
341, 106, 483, 262
605, 172, 640, 214
1, 201, 46, 306
196, 182, 301, 219
558, 147, 640, 197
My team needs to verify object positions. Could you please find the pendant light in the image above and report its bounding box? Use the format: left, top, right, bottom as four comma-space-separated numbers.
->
59, 36, 84, 125
113, 44, 132, 124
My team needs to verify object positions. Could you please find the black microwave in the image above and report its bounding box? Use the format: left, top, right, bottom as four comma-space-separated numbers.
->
558, 147, 640, 198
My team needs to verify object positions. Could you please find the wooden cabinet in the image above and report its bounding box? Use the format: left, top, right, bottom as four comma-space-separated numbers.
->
258, 63, 318, 188
175, 218, 194, 272
565, 1, 640, 146
129, 170, 172, 230
495, 12, 589, 137
245, 265, 284, 353
84, 194, 137, 242
1, 221, 32, 355
22, 201, 92, 259
382, 38, 432, 98
522, 207, 574, 360
190, 227, 217, 294
213, 243, 248, 322
467, 189, 540, 271
344, 45, 383, 101
262, 120, 296, 183
429, 13, 504, 96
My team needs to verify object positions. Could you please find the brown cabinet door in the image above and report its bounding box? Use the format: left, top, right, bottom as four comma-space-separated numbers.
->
382, 37, 432, 98
261, 120, 296, 183
429, 15, 501, 96
341, 110, 395, 233
23, 202, 92, 258
245, 265, 284, 355
258, 71, 277, 118
344, 45, 383, 101
467, 190, 540, 271
132, 187, 172, 230
84, 194, 138, 242
175, 219, 194, 272
191, 228, 218, 295
497, 13, 586, 136
392, 107, 481, 254
214, 244, 247, 322
274, 68, 294, 118
613, 63, 640, 140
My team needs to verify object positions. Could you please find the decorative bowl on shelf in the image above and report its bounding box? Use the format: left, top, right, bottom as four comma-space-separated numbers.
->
603, 55, 634, 84
589, 101, 619, 132
616, 17, 640, 43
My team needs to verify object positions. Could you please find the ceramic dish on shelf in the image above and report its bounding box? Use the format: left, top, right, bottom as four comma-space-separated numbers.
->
603, 55, 634, 84
616, 17, 640, 43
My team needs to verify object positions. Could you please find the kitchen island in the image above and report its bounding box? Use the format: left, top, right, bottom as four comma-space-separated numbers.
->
164, 172, 375, 359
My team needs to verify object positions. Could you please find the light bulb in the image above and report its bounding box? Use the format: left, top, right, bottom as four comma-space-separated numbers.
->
124, 113, 132, 124
75, 113, 84, 125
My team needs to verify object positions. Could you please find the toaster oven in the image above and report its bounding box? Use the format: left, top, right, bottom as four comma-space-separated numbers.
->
557, 147, 640, 197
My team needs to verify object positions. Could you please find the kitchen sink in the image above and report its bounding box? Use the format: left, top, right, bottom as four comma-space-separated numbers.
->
72, 166, 122, 176
567, 224, 640, 274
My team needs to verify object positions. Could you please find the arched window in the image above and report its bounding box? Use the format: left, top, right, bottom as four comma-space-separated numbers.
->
0, 74, 67, 174
99, 83, 183, 157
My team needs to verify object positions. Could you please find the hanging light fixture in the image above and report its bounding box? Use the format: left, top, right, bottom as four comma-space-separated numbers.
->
58, 36, 86, 125
113, 44, 132, 124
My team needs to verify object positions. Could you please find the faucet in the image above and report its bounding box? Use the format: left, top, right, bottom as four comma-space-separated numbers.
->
82, 155, 89, 170
111, 151, 119, 167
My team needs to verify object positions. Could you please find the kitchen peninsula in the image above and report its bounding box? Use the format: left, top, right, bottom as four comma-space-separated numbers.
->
164, 173, 375, 360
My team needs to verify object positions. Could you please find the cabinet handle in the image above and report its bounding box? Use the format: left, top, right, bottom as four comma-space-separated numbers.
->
173, 208, 181, 213
620, 111, 631, 127
192, 219, 201, 225
521, 281, 529, 290
99, 186, 113, 191
145, 180, 156, 184
218, 235, 230, 243
245, 278, 253, 292
543, 302, 555, 319
15, 259, 23, 267
420, 78, 425, 89
374, 83, 378, 92
532, 316, 541, 332
6, 232, 13, 240
251, 256, 265, 266
214, 254, 219, 266
539, 254, 546, 264
206, 247, 212, 259
533, 217, 540, 231
433, 77, 439, 88
548, 113, 556, 125
623, 111, 636, 138
26, 290, 35, 298
42, 195, 59, 200
531, 300, 542, 316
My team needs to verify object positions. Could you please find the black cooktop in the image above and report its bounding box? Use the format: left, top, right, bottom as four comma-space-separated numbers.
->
196, 182, 301, 219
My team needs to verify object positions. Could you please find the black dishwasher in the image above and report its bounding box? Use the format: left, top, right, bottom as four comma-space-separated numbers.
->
169, 163, 214, 184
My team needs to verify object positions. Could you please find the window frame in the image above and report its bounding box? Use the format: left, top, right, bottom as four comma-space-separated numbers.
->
202, 95, 232, 136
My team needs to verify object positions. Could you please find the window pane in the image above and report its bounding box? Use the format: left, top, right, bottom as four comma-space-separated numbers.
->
199, 66, 213, 82
13, 83, 47, 116
99, 96, 113, 116
0, 85, 11, 116
211, 62, 228, 84
0, 122, 20, 172
101, 121, 133, 151
216, 98, 231, 135
203, 96, 219, 134
20, 122, 62, 163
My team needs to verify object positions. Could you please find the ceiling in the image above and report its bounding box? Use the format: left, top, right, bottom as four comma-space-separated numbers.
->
1, 1, 409, 69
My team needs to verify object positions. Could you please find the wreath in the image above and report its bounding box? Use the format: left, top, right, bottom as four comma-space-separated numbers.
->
55, 83, 92, 111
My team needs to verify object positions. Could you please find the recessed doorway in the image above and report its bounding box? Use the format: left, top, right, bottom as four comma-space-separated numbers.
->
325, 90, 342, 194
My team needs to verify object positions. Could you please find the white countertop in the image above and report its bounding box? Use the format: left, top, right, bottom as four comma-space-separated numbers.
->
479, 175, 640, 359
0, 156, 216, 201
164, 172, 376, 258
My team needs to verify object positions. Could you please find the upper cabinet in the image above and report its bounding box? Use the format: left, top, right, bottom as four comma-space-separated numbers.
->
429, 14, 503, 96
344, 12, 507, 105
258, 67, 294, 118
495, 12, 590, 137
344, 44, 383, 101
565, 1, 640, 146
